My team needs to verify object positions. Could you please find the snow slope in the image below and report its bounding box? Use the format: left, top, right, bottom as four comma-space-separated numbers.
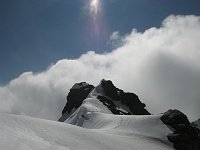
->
0, 112, 174, 150
0, 83, 175, 150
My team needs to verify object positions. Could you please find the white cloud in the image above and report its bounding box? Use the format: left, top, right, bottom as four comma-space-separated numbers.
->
0, 15, 200, 121
109, 31, 124, 48
110, 31, 120, 40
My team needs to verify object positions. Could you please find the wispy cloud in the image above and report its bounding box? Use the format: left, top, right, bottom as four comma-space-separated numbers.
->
0, 15, 200, 121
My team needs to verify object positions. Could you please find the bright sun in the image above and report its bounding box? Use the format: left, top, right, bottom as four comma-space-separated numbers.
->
90, 0, 101, 16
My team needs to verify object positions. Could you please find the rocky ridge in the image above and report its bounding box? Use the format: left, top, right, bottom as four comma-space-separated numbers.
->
61, 82, 94, 115
60, 79, 150, 120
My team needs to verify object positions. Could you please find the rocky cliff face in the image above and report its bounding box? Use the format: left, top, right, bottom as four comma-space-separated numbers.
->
161, 109, 200, 150
60, 79, 150, 119
97, 79, 150, 115
61, 82, 94, 115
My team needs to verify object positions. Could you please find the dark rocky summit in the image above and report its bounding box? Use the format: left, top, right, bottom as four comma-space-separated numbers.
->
161, 109, 200, 150
62, 82, 94, 115
61, 79, 150, 116
98, 79, 150, 115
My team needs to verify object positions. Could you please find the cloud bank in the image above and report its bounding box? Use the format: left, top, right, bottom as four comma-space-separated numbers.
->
0, 15, 200, 121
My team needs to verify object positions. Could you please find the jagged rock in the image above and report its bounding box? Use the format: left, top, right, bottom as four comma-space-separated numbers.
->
62, 82, 94, 115
97, 95, 130, 115
168, 126, 200, 150
161, 109, 200, 150
100, 79, 150, 115
61, 79, 150, 121
120, 92, 150, 115
101, 79, 121, 100
161, 109, 190, 131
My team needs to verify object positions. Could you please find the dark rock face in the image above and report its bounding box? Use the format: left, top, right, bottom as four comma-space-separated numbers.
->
62, 82, 94, 115
100, 79, 150, 115
61, 79, 150, 117
161, 109, 200, 150
101, 80, 120, 100
161, 109, 190, 131
97, 95, 131, 115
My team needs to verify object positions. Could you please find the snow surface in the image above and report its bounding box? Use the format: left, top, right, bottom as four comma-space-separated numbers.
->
0, 83, 175, 150
0, 112, 174, 150
87, 83, 105, 98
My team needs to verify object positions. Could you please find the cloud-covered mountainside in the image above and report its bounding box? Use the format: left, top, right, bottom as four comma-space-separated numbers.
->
0, 15, 200, 121
0, 79, 199, 150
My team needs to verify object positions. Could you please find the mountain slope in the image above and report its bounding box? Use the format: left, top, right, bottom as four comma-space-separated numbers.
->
1, 79, 199, 150
59, 79, 150, 122
58, 79, 200, 150
0, 113, 174, 150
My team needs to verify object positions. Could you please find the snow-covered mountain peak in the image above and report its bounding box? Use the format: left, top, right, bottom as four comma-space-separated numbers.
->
58, 79, 200, 150
1, 79, 199, 150
59, 79, 150, 122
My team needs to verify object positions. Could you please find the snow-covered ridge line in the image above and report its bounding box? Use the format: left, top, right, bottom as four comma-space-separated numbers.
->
0, 112, 174, 150
60, 79, 150, 122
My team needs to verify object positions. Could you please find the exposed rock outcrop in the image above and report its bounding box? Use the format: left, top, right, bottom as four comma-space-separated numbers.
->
99, 79, 150, 115
61, 79, 150, 117
62, 82, 94, 115
161, 109, 200, 150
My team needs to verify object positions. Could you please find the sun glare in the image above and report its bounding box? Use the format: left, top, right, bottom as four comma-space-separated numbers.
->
90, 0, 101, 16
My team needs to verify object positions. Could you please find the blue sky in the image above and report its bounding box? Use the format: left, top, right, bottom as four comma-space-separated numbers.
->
0, 0, 200, 84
